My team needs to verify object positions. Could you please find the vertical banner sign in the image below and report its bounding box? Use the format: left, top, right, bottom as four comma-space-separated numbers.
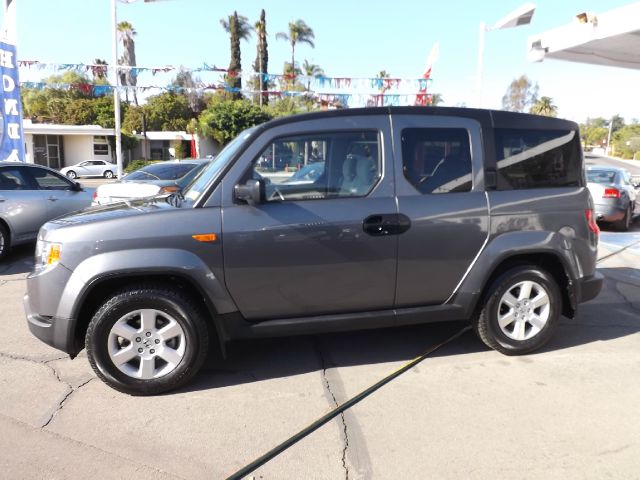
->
1, 0, 24, 162
0, 41, 24, 161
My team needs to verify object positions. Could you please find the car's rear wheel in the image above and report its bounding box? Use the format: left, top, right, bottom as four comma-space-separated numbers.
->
474, 265, 561, 355
66, 170, 77, 179
103, 170, 114, 179
614, 204, 632, 232
0, 223, 10, 260
86, 285, 209, 395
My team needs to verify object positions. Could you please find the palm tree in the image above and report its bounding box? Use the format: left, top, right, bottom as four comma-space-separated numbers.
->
377, 70, 390, 79
92, 58, 108, 82
117, 21, 138, 105
530, 96, 558, 117
276, 20, 315, 77
302, 60, 324, 91
220, 11, 252, 99
253, 9, 268, 104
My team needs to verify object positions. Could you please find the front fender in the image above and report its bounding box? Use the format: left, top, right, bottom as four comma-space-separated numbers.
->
56, 248, 238, 321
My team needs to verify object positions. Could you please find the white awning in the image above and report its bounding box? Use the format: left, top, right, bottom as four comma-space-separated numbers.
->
23, 119, 115, 136
143, 131, 192, 141
528, 2, 640, 70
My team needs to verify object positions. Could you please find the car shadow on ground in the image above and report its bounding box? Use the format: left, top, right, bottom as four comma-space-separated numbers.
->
0, 244, 35, 276
182, 266, 640, 394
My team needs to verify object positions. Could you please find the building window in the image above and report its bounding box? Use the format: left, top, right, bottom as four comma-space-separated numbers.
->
93, 136, 109, 156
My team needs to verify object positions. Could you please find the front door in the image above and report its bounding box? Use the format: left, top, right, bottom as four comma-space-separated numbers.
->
221, 117, 398, 321
392, 115, 490, 307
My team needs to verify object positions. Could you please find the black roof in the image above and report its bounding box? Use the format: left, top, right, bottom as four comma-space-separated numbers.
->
259, 106, 578, 132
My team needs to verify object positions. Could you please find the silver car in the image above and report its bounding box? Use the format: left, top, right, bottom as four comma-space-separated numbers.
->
586, 166, 639, 231
60, 160, 117, 179
0, 162, 93, 259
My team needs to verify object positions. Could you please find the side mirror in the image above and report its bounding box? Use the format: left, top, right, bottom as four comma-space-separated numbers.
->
234, 179, 264, 205
71, 182, 83, 192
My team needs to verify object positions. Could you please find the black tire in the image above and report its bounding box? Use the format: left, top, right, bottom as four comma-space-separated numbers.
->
0, 223, 10, 260
86, 285, 209, 395
66, 170, 77, 179
103, 170, 114, 179
614, 204, 632, 232
474, 265, 561, 355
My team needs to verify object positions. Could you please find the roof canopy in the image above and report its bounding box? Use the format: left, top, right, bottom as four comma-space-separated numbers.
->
528, 2, 640, 70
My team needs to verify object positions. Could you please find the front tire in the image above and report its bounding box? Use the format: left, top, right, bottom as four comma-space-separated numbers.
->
0, 223, 10, 260
66, 170, 77, 179
86, 285, 209, 395
104, 170, 114, 179
474, 265, 561, 355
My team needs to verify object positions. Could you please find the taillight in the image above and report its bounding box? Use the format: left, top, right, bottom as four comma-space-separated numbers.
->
92, 190, 97, 200
585, 209, 600, 235
603, 188, 620, 198
159, 186, 179, 194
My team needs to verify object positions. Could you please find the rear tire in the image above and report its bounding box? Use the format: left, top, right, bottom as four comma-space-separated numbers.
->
66, 170, 77, 179
474, 265, 561, 355
86, 285, 209, 395
0, 223, 10, 260
104, 170, 114, 179
614, 205, 632, 232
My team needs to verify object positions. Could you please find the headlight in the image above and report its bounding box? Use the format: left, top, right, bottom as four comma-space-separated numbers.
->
34, 240, 62, 272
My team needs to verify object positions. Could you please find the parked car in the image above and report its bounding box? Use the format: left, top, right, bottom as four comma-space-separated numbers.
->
0, 162, 92, 259
25, 107, 603, 395
92, 159, 210, 206
60, 160, 117, 179
282, 162, 325, 185
586, 166, 638, 231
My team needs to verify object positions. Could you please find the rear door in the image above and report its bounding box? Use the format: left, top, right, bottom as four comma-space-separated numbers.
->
221, 116, 398, 321
392, 115, 489, 307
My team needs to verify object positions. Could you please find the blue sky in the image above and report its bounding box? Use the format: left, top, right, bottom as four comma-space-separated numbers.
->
4, 0, 640, 123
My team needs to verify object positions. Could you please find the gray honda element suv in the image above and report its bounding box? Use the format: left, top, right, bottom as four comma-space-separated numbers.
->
24, 107, 603, 395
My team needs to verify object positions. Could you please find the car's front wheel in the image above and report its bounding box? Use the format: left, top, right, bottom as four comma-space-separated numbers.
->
103, 170, 114, 179
474, 265, 561, 355
0, 223, 10, 260
66, 170, 77, 179
86, 285, 209, 395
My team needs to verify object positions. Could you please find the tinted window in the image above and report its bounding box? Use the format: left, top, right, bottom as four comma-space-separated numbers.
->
30, 168, 73, 190
495, 129, 582, 190
0, 168, 30, 190
401, 128, 472, 194
248, 131, 380, 202
127, 163, 197, 180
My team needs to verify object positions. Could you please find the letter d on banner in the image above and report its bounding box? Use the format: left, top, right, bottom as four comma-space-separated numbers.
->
1, 0, 25, 162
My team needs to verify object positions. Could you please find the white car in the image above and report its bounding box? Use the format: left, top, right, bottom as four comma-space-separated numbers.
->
60, 160, 117, 179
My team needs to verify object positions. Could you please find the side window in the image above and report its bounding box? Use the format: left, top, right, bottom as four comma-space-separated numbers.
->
29, 168, 73, 190
495, 128, 582, 190
247, 131, 381, 202
401, 128, 472, 194
0, 168, 31, 190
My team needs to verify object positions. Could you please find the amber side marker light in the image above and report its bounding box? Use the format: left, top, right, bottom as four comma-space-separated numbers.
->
192, 233, 218, 243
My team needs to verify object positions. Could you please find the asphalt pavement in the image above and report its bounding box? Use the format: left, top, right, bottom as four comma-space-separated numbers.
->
1, 222, 639, 479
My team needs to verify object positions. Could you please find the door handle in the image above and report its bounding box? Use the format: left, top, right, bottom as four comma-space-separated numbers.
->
0, 197, 5, 203
363, 214, 411, 236
47, 196, 59, 202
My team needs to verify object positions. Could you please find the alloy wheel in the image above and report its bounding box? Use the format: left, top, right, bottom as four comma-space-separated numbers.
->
497, 280, 550, 341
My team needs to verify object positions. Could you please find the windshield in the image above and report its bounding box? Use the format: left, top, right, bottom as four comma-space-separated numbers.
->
587, 170, 616, 184
183, 128, 255, 202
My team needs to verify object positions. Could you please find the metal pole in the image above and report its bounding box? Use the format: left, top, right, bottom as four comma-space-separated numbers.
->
606, 119, 613, 156
476, 21, 486, 108
111, 0, 123, 178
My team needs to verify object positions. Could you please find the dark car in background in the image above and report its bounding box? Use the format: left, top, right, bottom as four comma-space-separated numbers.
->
0, 163, 93, 259
586, 166, 638, 231
92, 159, 210, 205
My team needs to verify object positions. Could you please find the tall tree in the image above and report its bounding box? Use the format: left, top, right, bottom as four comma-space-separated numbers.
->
502, 75, 538, 112
92, 58, 108, 82
253, 9, 268, 104
529, 96, 558, 117
220, 11, 252, 99
171, 68, 205, 114
117, 21, 138, 105
302, 59, 324, 91
276, 20, 315, 77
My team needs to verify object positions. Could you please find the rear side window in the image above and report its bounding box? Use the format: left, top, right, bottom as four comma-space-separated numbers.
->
401, 128, 472, 194
0, 168, 30, 190
495, 129, 582, 189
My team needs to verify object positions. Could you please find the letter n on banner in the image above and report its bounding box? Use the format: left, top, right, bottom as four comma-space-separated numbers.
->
1, 0, 25, 162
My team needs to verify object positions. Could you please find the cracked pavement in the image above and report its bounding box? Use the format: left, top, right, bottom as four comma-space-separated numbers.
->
1, 226, 640, 479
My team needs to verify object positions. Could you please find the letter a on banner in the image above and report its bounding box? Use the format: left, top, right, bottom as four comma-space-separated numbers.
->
0, 0, 25, 162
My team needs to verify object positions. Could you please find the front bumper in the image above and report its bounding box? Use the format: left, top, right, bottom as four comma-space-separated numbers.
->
24, 294, 77, 355
577, 271, 604, 303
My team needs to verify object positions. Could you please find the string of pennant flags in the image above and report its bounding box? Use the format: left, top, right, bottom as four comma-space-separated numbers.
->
19, 81, 434, 107
17, 60, 432, 92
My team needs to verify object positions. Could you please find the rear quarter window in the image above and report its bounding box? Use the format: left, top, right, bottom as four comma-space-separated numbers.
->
495, 128, 582, 190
